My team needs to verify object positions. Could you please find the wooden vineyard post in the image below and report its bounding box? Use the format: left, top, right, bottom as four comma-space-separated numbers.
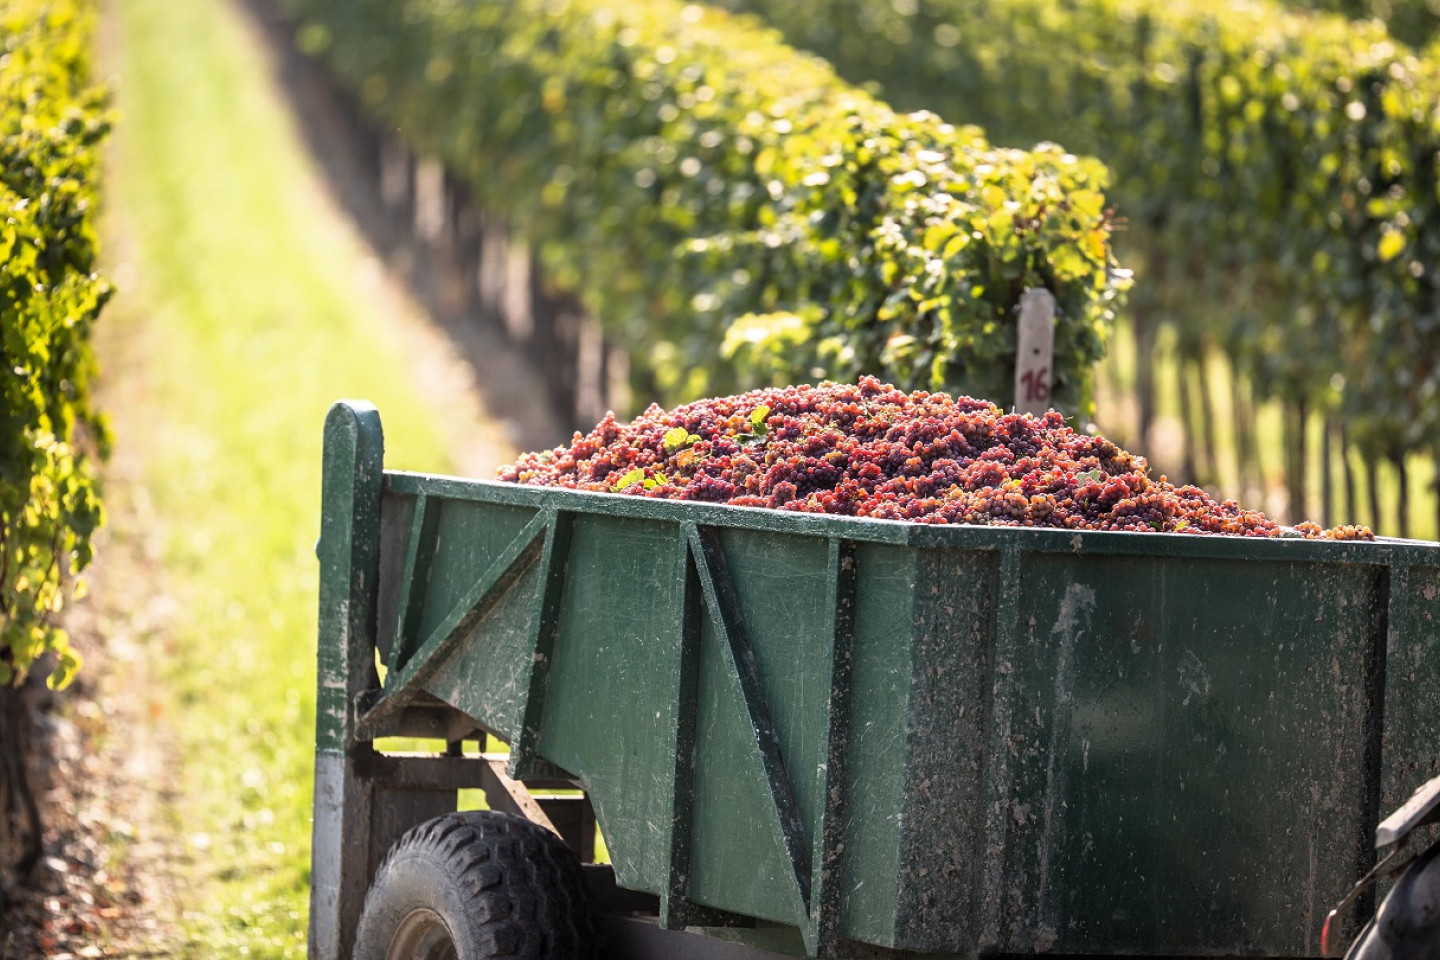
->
1014, 288, 1056, 416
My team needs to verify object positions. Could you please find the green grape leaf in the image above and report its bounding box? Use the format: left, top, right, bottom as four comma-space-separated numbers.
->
1378, 229, 1406, 263
750, 405, 771, 437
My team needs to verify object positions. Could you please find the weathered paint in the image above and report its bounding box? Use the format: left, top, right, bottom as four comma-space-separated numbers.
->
1383, 565, 1440, 813
688, 523, 814, 932
323, 403, 1440, 959
810, 538, 858, 958
510, 510, 576, 777
974, 553, 1392, 954
308, 752, 348, 959
309, 402, 384, 960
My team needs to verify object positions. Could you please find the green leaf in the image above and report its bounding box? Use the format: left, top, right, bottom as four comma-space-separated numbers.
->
749, 405, 771, 436
614, 468, 645, 490
663, 426, 691, 451
47, 650, 80, 691
1378, 229, 1405, 264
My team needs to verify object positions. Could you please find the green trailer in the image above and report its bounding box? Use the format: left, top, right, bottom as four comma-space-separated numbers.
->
308, 401, 1440, 960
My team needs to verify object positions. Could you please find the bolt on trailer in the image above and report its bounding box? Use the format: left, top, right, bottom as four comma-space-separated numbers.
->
309, 401, 1440, 959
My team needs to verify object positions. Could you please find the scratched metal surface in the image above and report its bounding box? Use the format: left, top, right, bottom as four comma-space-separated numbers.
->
365, 465, 1440, 958
976, 554, 1385, 955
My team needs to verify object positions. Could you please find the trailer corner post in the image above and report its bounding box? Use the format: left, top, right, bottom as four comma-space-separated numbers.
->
310, 401, 385, 960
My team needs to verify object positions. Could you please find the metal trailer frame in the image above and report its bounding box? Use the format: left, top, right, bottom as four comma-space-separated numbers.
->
309, 401, 1440, 960
309, 403, 806, 960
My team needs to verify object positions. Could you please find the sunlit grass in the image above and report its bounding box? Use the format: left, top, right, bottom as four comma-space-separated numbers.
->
100, 0, 462, 952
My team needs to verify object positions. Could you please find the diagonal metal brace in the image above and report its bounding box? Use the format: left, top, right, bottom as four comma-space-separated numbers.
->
355, 508, 552, 741
685, 523, 813, 927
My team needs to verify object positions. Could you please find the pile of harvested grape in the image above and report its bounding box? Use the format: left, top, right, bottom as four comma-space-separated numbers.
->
498, 377, 1373, 539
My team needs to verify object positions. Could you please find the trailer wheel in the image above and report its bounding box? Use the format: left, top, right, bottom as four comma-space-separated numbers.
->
353, 810, 598, 960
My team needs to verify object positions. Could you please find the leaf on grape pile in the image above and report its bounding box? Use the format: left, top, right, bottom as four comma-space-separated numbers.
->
663, 426, 691, 451
749, 405, 771, 436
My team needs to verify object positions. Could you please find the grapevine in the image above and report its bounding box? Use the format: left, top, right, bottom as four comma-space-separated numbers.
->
501, 377, 1373, 539
281, 0, 1124, 414
1, 0, 110, 687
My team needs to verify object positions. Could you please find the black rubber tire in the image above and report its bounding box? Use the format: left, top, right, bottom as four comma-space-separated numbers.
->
1345, 837, 1440, 959
353, 811, 600, 960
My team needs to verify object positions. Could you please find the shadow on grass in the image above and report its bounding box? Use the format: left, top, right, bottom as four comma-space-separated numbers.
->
234, 0, 572, 459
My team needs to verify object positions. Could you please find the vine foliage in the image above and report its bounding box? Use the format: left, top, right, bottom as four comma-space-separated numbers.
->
1282, 0, 1440, 47
0, 0, 110, 691
717, 0, 1440, 467
281, 0, 1129, 415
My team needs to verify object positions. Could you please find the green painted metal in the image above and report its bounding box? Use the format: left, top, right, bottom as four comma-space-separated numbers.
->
315, 401, 384, 754
310, 401, 385, 960
328, 402, 1440, 959
511, 510, 576, 778
389, 491, 440, 679
688, 523, 813, 935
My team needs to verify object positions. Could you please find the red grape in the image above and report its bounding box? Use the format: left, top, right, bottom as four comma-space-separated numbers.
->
498, 377, 1374, 539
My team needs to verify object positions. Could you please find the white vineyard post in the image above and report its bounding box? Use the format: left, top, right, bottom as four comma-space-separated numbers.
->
1014, 287, 1056, 416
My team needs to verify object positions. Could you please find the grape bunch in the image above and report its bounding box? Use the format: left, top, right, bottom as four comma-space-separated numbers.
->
498, 377, 1373, 539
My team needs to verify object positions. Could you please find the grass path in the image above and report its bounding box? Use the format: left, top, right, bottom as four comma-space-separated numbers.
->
96, 0, 523, 951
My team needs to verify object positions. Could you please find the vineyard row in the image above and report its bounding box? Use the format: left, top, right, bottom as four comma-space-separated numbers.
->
278, 0, 1129, 415
0, 0, 109, 688
718, 0, 1440, 473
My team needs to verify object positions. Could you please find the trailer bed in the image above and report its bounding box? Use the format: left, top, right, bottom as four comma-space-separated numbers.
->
310, 401, 1440, 959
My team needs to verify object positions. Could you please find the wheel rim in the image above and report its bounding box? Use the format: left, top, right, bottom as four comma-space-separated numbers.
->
385, 908, 460, 960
